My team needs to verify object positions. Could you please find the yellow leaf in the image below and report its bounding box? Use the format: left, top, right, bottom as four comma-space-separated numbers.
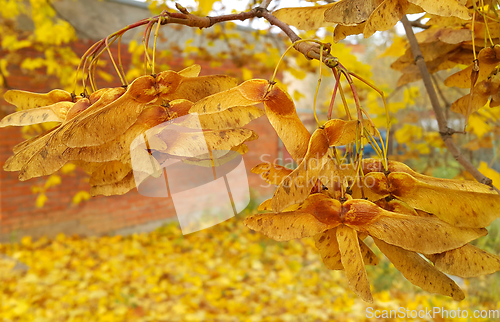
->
325, 0, 383, 26
468, 113, 491, 139
394, 124, 422, 144
197, 0, 217, 15
333, 23, 365, 42
293, 90, 305, 101
415, 142, 430, 154
44, 174, 61, 189
241, 67, 253, 81
445, 46, 500, 89
450, 75, 500, 118
363, 0, 408, 38
60, 163, 76, 174
403, 86, 420, 105
379, 36, 407, 58
288, 68, 307, 80
478, 161, 500, 188
407, 0, 470, 20
72, 191, 91, 205
97, 70, 114, 83
273, 4, 335, 31
35, 193, 48, 208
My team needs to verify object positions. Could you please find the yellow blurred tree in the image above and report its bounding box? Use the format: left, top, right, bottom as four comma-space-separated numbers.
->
2, 0, 500, 304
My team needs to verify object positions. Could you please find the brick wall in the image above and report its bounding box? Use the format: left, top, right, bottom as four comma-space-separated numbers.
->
0, 40, 280, 242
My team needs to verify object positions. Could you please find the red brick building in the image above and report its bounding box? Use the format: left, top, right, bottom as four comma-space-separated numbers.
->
0, 23, 283, 242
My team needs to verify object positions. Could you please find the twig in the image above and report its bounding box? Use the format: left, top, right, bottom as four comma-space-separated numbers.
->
410, 20, 430, 29
431, 74, 455, 120
80, 4, 337, 87
401, 15, 500, 193
431, 74, 451, 108
260, 0, 273, 9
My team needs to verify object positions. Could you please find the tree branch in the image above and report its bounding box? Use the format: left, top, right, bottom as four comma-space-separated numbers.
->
83, 4, 338, 89
168, 6, 336, 67
260, 0, 273, 9
401, 15, 500, 193
410, 19, 430, 29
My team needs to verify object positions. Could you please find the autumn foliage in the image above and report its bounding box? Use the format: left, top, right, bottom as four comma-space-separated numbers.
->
2, 0, 500, 305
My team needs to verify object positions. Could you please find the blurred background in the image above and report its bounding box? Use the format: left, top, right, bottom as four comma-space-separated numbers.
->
1, 0, 500, 320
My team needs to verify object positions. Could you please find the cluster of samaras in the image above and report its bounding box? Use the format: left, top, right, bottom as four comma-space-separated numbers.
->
3, 66, 500, 303
1, 65, 268, 196
246, 127, 500, 302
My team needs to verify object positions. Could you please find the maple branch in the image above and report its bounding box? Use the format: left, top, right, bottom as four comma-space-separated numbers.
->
169, 6, 336, 67
80, 4, 337, 89
401, 15, 500, 193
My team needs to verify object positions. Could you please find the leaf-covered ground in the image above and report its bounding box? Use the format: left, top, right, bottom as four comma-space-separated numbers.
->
1, 211, 499, 322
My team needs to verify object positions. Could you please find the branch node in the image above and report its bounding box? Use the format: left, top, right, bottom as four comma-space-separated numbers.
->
413, 54, 424, 63
159, 15, 168, 25
254, 7, 268, 16
438, 127, 456, 138
175, 3, 189, 14
480, 177, 493, 187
